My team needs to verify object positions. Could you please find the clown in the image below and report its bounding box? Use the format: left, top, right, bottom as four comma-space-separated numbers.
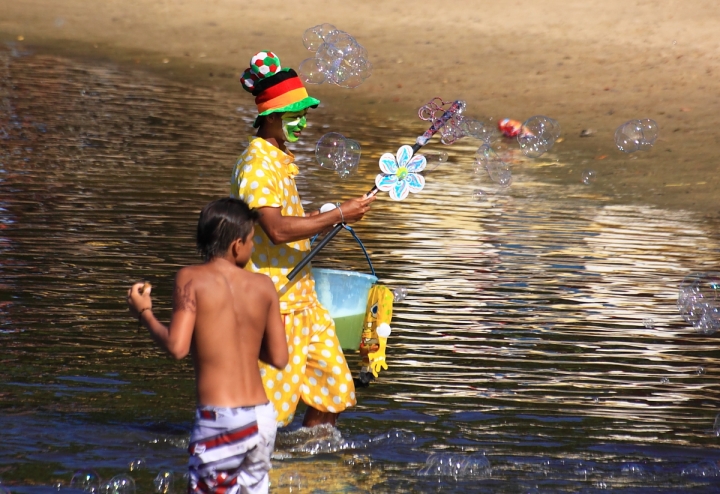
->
231, 51, 376, 428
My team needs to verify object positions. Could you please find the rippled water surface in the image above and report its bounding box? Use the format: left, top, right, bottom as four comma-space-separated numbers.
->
3, 47, 720, 493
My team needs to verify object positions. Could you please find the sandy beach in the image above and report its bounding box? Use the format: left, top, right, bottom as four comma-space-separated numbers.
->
2, 0, 720, 213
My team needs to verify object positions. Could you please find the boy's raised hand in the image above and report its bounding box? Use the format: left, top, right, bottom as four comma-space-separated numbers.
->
127, 282, 152, 319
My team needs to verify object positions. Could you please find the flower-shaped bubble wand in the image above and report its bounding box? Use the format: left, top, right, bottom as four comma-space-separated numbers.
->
287, 99, 464, 281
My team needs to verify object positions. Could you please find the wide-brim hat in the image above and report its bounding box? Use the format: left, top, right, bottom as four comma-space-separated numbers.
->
240, 51, 320, 127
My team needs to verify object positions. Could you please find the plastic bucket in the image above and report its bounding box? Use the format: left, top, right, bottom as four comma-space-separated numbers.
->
312, 268, 378, 351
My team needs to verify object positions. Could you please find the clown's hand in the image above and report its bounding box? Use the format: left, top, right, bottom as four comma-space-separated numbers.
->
367, 323, 391, 378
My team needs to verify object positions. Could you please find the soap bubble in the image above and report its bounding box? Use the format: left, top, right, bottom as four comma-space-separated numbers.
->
108, 475, 135, 494
696, 366, 706, 376
392, 286, 408, 303
316, 132, 346, 170
424, 151, 450, 173
714, 414, 720, 436
475, 145, 512, 187
460, 118, 483, 138
472, 189, 486, 201
615, 119, 659, 153
643, 318, 655, 329
369, 429, 417, 445
660, 377, 670, 384
299, 26, 371, 87
298, 58, 328, 85
302, 24, 336, 51
70, 470, 101, 492
582, 169, 597, 185
323, 30, 351, 46
332, 34, 362, 58
517, 116, 561, 158
153, 470, 173, 494
441, 117, 467, 145
277, 472, 304, 489
128, 458, 146, 472
340, 138, 361, 178
315, 43, 343, 68
459, 117, 498, 144
316, 133, 362, 179
417, 452, 492, 479
678, 272, 720, 335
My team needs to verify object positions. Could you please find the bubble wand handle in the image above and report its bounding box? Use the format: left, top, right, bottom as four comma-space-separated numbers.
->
287, 100, 462, 282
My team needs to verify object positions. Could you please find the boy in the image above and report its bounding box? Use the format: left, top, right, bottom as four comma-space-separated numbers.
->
231, 51, 375, 428
127, 197, 288, 494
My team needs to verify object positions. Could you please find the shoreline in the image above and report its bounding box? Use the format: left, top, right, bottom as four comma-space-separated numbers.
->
2, 0, 720, 215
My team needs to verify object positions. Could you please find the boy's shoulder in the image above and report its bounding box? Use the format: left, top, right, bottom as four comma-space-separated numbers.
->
176, 263, 205, 279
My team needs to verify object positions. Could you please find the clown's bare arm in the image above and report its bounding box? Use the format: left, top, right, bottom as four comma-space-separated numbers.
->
258, 194, 375, 244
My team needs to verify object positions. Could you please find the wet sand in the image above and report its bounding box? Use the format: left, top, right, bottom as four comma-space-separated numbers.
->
2, 0, 720, 214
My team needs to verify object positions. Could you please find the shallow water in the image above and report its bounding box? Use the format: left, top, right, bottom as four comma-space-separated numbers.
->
2, 47, 720, 493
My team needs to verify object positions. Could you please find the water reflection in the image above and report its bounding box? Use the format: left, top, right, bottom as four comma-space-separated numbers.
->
2, 47, 720, 492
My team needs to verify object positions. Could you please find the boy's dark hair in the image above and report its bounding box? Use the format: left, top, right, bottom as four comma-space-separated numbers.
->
197, 198, 260, 261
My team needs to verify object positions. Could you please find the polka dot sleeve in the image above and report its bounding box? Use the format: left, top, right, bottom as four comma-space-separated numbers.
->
232, 143, 283, 209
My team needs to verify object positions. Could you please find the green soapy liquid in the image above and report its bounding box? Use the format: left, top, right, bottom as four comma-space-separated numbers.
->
332, 312, 366, 351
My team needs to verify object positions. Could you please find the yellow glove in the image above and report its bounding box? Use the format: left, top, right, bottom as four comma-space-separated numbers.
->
368, 323, 391, 377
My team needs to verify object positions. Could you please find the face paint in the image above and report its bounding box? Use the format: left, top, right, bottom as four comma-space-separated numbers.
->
282, 115, 307, 142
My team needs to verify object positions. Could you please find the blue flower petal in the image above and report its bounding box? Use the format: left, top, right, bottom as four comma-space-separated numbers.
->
406, 154, 427, 173
396, 145, 413, 168
389, 178, 410, 201
405, 173, 425, 193
379, 153, 398, 174
375, 173, 398, 191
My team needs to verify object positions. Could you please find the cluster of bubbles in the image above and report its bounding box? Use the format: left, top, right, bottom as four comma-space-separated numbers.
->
517, 115, 561, 158
474, 144, 512, 191
70, 471, 134, 494
418, 98, 497, 145
299, 24, 371, 88
315, 132, 362, 179
677, 273, 720, 335
69, 464, 174, 494
416, 452, 492, 479
615, 119, 659, 153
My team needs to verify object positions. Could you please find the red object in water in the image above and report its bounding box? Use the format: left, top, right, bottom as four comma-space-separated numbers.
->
498, 118, 522, 138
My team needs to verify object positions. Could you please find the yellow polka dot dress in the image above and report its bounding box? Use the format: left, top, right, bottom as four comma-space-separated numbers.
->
231, 137, 356, 426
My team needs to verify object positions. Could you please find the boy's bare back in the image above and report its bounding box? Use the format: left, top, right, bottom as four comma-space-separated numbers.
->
129, 258, 287, 408
181, 260, 286, 407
